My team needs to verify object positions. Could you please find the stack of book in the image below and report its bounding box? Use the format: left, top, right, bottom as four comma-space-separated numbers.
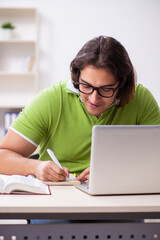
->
4, 111, 19, 135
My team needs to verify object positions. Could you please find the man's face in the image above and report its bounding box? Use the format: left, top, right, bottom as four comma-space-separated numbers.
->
79, 66, 119, 118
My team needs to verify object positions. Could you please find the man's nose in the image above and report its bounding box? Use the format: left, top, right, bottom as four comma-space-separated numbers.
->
89, 89, 101, 102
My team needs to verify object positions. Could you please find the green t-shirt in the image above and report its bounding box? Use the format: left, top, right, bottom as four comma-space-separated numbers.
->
10, 80, 160, 175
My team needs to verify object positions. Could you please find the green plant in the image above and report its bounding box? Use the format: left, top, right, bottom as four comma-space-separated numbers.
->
1, 22, 15, 30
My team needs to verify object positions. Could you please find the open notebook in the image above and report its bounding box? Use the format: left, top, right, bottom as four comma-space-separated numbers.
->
43, 173, 81, 186
75, 125, 160, 195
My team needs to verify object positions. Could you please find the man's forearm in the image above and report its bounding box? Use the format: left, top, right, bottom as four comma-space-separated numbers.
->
0, 149, 40, 176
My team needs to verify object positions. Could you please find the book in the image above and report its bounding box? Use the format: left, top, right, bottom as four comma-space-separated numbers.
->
0, 174, 50, 194
28, 56, 35, 72
43, 173, 81, 186
4, 111, 19, 135
21, 56, 35, 73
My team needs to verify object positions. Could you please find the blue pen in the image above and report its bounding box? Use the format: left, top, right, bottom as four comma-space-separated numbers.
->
47, 149, 63, 169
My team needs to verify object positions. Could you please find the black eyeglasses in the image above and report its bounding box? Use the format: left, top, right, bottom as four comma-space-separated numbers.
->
75, 82, 120, 98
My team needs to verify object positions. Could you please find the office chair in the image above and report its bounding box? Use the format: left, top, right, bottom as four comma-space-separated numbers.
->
29, 153, 39, 159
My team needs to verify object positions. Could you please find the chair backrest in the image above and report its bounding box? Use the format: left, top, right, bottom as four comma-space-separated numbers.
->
29, 153, 39, 159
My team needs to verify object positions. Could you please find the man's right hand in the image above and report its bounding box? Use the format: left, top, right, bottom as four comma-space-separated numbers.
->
35, 160, 69, 181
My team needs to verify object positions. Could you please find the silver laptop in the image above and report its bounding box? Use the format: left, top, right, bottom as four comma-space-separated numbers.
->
75, 125, 160, 195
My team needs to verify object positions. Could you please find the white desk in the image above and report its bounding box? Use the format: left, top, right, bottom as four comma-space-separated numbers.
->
1, 186, 160, 239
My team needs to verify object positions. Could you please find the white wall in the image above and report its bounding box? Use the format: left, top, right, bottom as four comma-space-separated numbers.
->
0, 0, 160, 106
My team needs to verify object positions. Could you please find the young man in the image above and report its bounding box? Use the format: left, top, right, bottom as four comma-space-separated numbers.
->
0, 36, 160, 182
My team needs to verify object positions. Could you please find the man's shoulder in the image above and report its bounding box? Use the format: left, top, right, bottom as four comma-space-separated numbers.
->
135, 83, 147, 92
135, 83, 154, 100
124, 83, 157, 110
37, 80, 69, 101
43, 79, 69, 92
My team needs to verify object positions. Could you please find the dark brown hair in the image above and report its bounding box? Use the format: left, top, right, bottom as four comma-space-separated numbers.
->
70, 36, 136, 107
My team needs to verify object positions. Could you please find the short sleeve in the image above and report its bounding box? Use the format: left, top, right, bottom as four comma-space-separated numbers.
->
10, 84, 61, 145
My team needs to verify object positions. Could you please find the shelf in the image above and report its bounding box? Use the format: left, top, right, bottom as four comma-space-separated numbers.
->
0, 8, 38, 40
0, 7, 38, 109
0, 40, 36, 43
0, 7, 37, 13
0, 72, 36, 77
0, 93, 35, 108
0, 7, 39, 139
